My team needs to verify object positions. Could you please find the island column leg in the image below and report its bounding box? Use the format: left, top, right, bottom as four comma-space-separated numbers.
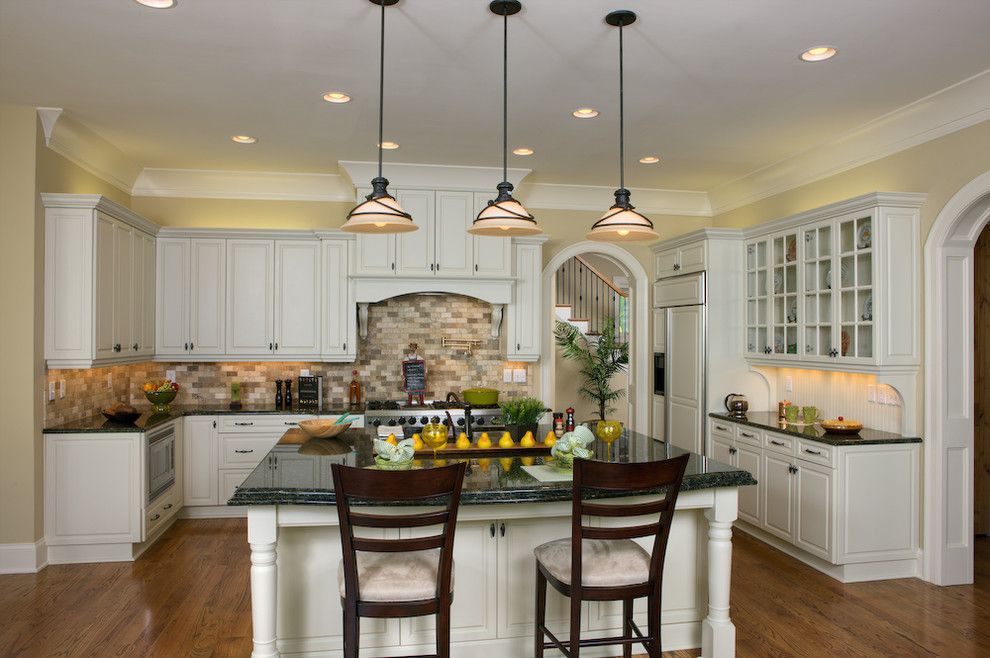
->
249, 506, 280, 658
701, 487, 738, 658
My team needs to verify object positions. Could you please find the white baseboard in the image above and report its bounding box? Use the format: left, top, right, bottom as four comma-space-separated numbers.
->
179, 505, 246, 519
735, 521, 920, 583
0, 538, 48, 574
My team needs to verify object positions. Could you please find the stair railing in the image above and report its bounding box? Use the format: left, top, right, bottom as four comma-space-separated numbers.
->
555, 255, 629, 344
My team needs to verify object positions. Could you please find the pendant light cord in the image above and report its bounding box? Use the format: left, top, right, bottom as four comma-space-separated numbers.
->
377, 0, 386, 180
502, 8, 508, 184
618, 18, 625, 192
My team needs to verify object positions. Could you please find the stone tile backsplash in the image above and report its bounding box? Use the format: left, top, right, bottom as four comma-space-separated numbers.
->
45, 294, 537, 426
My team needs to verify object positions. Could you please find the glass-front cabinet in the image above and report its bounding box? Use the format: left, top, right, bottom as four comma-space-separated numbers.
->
745, 239, 769, 356
746, 229, 799, 360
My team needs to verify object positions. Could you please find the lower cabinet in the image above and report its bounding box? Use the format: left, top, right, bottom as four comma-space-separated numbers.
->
184, 416, 219, 506
762, 451, 796, 542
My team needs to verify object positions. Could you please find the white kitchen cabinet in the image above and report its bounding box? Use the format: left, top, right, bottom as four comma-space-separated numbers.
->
472, 192, 512, 277
507, 239, 543, 361
435, 191, 474, 277
762, 451, 795, 542
220, 468, 259, 504
395, 190, 436, 277
274, 240, 321, 356
184, 416, 219, 506
134, 231, 156, 358
735, 443, 763, 527
654, 240, 707, 279
156, 237, 190, 356
226, 239, 275, 356
666, 305, 704, 454
44, 195, 159, 368
652, 308, 666, 352
651, 394, 666, 442
794, 460, 833, 561
271, 451, 322, 488
745, 229, 800, 360
354, 231, 395, 276
710, 432, 733, 466
157, 238, 226, 357
321, 236, 357, 361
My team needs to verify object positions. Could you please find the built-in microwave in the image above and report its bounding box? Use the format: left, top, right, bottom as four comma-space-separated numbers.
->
653, 353, 665, 396
147, 424, 176, 504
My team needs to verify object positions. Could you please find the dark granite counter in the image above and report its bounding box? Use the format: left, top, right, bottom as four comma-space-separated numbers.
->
709, 412, 922, 446
43, 403, 362, 434
227, 427, 757, 507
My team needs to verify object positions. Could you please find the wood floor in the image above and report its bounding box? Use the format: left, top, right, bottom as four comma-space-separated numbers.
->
1, 520, 987, 657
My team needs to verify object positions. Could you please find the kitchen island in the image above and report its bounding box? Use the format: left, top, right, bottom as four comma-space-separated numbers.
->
229, 429, 755, 658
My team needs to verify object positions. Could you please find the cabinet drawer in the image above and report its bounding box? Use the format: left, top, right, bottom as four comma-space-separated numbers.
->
219, 435, 279, 467
763, 431, 795, 455
710, 418, 734, 439
217, 415, 315, 433
145, 485, 179, 538
796, 438, 836, 468
734, 425, 763, 447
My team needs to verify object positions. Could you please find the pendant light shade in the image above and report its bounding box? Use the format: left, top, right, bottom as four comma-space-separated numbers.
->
469, 0, 541, 237
342, 0, 417, 234
586, 10, 658, 243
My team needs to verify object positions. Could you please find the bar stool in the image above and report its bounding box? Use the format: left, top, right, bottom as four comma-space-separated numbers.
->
332, 461, 467, 658
533, 453, 690, 658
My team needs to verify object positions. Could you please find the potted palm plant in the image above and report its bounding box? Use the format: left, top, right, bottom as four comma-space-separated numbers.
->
553, 318, 629, 422
499, 397, 547, 442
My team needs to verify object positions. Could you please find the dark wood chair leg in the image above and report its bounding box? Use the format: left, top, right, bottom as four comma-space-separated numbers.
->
569, 592, 582, 658
437, 605, 451, 658
647, 587, 661, 658
535, 568, 547, 658
622, 598, 633, 658
343, 603, 359, 658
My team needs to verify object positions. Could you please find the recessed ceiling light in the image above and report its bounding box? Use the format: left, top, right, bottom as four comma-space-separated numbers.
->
800, 46, 837, 62
323, 91, 351, 104
378, 141, 399, 150
134, 0, 176, 8
231, 135, 257, 144
513, 147, 534, 156
573, 107, 599, 119
639, 156, 660, 164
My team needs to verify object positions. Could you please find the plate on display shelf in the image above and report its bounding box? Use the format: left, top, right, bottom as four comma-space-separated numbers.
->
862, 294, 873, 321
773, 271, 783, 294
774, 335, 785, 353
824, 263, 848, 290
857, 221, 872, 249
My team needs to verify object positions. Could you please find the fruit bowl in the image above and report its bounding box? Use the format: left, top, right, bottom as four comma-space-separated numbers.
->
298, 419, 351, 439
819, 417, 863, 436
144, 388, 177, 413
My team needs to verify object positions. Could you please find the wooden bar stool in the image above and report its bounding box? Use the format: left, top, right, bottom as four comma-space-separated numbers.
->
332, 461, 467, 658
533, 454, 690, 658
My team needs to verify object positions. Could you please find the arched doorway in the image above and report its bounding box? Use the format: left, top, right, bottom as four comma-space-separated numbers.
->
540, 242, 650, 434
924, 169, 990, 585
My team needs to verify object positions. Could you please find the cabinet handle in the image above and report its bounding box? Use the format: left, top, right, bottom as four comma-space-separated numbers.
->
275, 342, 278, 351
151, 513, 161, 521
234, 422, 254, 426
284, 421, 298, 426
803, 448, 822, 456
274, 455, 278, 469
343, 343, 347, 351
430, 263, 434, 271
184, 342, 189, 351
391, 262, 395, 271
475, 264, 479, 272
770, 439, 786, 446
132, 343, 139, 351
490, 523, 496, 538
189, 342, 194, 350
235, 449, 255, 454
673, 263, 681, 271
715, 425, 729, 432
788, 465, 799, 474
516, 343, 520, 351
213, 420, 217, 429
728, 447, 738, 455
435, 263, 439, 271
499, 522, 505, 537
269, 343, 274, 351
163, 503, 173, 510
740, 432, 755, 438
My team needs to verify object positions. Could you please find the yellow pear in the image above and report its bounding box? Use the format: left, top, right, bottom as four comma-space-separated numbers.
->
498, 432, 515, 448
478, 458, 491, 472
499, 457, 514, 472
477, 432, 492, 449
521, 456, 535, 466
519, 431, 536, 448
386, 433, 398, 446
455, 432, 471, 450
411, 433, 424, 450
543, 431, 557, 447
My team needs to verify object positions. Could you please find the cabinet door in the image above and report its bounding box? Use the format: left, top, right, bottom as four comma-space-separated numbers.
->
763, 452, 795, 541
710, 435, 734, 466
189, 239, 226, 355
744, 238, 770, 357
274, 240, 321, 356
94, 212, 117, 360
801, 220, 836, 361
652, 308, 666, 351
272, 451, 321, 488
219, 468, 258, 504
654, 247, 679, 279
666, 305, 704, 454
508, 242, 542, 361
678, 242, 707, 274
834, 211, 876, 364
652, 395, 665, 442
322, 239, 354, 358
435, 191, 474, 277
401, 520, 497, 644
472, 192, 512, 277
156, 238, 190, 356
113, 222, 134, 356
736, 443, 763, 526
183, 417, 218, 506
794, 460, 833, 560
136, 232, 156, 357
226, 240, 274, 355
354, 233, 395, 275
394, 190, 435, 277
769, 231, 800, 359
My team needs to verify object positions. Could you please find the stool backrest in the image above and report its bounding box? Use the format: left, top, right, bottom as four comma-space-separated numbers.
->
332, 461, 467, 602
572, 454, 690, 591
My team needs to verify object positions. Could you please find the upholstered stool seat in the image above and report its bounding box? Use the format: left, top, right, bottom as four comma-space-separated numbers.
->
534, 538, 650, 588
337, 549, 454, 602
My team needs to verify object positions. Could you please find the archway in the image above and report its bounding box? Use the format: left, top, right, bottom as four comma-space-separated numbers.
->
924, 169, 990, 585
540, 242, 650, 434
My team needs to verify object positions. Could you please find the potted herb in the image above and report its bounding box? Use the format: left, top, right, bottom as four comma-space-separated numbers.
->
499, 396, 547, 442
553, 318, 629, 421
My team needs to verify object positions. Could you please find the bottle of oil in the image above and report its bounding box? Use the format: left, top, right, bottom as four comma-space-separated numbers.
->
349, 370, 363, 409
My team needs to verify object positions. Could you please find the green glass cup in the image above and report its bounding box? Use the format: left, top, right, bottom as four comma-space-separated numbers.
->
802, 406, 818, 424
784, 405, 800, 423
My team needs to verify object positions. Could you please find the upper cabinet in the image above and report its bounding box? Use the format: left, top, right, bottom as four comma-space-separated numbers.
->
744, 193, 923, 372
654, 241, 707, 279
44, 195, 158, 369
353, 188, 512, 279
507, 239, 543, 362
157, 238, 226, 357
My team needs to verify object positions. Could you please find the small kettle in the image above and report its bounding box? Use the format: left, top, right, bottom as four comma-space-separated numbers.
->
724, 393, 749, 418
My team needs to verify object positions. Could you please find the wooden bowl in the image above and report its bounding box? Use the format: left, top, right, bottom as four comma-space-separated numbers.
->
102, 408, 141, 424
819, 418, 863, 436
298, 419, 351, 439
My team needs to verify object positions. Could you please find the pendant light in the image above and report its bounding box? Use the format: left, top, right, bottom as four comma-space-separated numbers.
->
342, 0, 417, 234
587, 10, 658, 243
469, 1, 541, 237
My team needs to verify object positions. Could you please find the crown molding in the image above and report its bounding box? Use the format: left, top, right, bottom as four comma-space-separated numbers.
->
517, 182, 712, 217
131, 167, 354, 202
650, 227, 743, 252
742, 191, 927, 239
41, 193, 160, 235
338, 160, 531, 191
35, 108, 142, 195
708, 69, 990, 215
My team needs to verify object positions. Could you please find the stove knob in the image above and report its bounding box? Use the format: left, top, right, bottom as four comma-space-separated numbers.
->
420, 416, 429, 425
387, 419, 397, 427
396, 417, 406, 425
456, 418, 465, 426
430, 416, 440, 424
372, 419, 382, 427
441, 418, 450, 426
475, 417, 485, 426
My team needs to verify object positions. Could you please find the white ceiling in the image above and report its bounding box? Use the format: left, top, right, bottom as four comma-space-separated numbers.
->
2, 0, 989, 192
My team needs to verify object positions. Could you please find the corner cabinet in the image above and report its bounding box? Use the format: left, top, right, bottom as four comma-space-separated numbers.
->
744, 193, 923, 372
43, 194, 158, 368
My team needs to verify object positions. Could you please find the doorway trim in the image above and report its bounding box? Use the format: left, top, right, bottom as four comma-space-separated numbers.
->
924, 169, 990, 585
540, 241, 650, 434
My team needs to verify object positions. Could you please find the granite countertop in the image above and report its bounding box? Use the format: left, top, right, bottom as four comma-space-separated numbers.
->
43, 403, 364, 434
227, 427, 757, 507
709, 412, 922, 446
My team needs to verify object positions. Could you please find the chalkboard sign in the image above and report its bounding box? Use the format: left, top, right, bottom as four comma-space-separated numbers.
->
402, 359, 426, 394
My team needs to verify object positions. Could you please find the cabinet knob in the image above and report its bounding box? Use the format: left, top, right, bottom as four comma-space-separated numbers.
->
516, 343, 520, 351
151, 513, 161, 521
729, 447, 738, 455
475, 264, 479, 272
430, 263, 434, 271
269, 342, 274, 351
132, 343, 139, 351
500, 522, 506, 537
275, 342, 278, 351
673, 263, 681, 271
184, 342, 189, 351
189, 342, 194, 351
490, 523, 496, 538
391, 262, 395, 271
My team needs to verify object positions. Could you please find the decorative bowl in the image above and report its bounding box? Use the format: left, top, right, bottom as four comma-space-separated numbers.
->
462, 387, 499, 406
102, 408, 141, 424
374, 456, 412, 470
298, 419, 352, 439
144, 389, 177, 413
819, 418, 863, 435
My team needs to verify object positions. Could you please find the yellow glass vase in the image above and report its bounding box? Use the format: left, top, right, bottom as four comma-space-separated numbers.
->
595, 420, 623, 461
